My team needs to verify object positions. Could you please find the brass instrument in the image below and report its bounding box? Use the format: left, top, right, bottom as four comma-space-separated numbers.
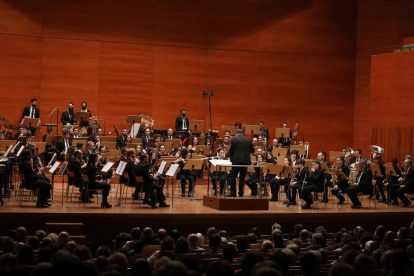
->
348, 163, 357, 185
304, 142, 309, 159
34, 156, 45, 180
292, 124, 299, 144
369, 145, 384, 163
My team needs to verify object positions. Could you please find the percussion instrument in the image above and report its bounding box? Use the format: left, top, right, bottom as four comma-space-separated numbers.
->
88, 122, 101, 136
4, 124, 18, 130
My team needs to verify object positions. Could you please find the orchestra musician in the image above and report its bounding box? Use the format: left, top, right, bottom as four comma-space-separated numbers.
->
345, 159, 373, 209
157, 144, 170, 159
175, 110, 189, 131
149, 135, 161, 150
83, 141, 95, 161
228, 129, 255, 197
177, 149, 195, 197
317, 151, 332, 203
19, 149, 52, 208
78, 102, 92, 128
83, 153, 112, 208
390, 159, 414, 207
234, 122, 242, 130
97, 145, 112, 182
148, 150, 165, 187
210, 147, 228, 196
287, 159, 308, 205
68, 149, 90, 203
135, 153, 169, 208
384, 158, 401, 204
42, 126, 54, 142
188, 137, 199, 154
348, 149, 362, 166
14, 125, 26, 142
164, 128, 175, 140
330, 156, 350, 204
278, 122, 292, 147
97, 128, 103, 136
92, 134, 101, 151
56, 131, 72, 161
123, 148, 140, 200
252, 137, 258, 147
259, 121, 269, 142
301, 160, 325, 209
270, 157, 292, 202
297, 140, 307, 159
61, 102, 76, 126
71, 127, 81, 139
290, 150, 299, 166
244, 153, 265, 196
223, 136, 231, 146
21, 99, 39, 135
268, 139, 278, 153
116, 128, 128, 150
142, 128, 151, 150
371, 155, 387, 202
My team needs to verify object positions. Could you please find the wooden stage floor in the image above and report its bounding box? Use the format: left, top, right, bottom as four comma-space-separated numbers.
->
1, 177, 412, 246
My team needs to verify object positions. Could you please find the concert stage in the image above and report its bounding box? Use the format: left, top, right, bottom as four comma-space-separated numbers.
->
0, 178, 412, 247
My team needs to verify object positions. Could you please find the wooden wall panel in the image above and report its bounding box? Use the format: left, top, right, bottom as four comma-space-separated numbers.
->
0, 35, 42, 127
97, 42, 156, 132
40, 39, 100, 133
152, 46, 209, 131
371, 127, 413, 163
0, 0, 44, 36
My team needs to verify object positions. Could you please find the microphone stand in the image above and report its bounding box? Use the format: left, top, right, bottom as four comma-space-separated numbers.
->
48, 107, 59, 135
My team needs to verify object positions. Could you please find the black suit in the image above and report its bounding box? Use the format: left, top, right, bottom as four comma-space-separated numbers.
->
228, 135, 254, 196
124, 158, 140, 199
175, 116, 189, 131
56, 139, 72, 160
331, 164, 350, 201
61, 110, 76, 125
142, 136, 151, 150
84, 163, 110, 202
22, 105, 40, 135
116, 135, 127, 150
78, 109, 91, 127
19, 161, 51, 205
346, 167, 373, 206
348, 157, 362, 166
290, 167, 309, 203
392, 167, 414, 205
135, 162, 166, 204
67, 157, 88, 200
372, 162, 387, 200
302, 170, 325, 205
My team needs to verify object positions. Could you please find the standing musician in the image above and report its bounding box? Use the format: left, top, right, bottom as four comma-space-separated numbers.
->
19, 149, 52, 208
301, 160, 325, 209
228, 129, 255, 197
142, 128, 151, 150
116, 128, 128, 150
61, 102, 76, 126
78, 102, 92, 128
331, 156, 350, 204
345, 159, 373, 209
83, 153, 112, 208
371, 155, 387, 202
175, 110, 189, 131
68, 150, 90, 203
56, 131, 72, 161
317, 151, 332, 203
135, 154, 169, 208
287, 159, 308, 205
176, 149, 195, 197
390, 159, 414, 207
21, 99, 39, 136
271, 157, 292, 203
259, 121, 269, 142
244, 153, 265, 196
210, 147, 228, 196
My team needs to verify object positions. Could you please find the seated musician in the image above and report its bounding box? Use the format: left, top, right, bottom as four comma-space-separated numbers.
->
68, 150, 90, 203
83, 153, 112, 208
97, 128, 103, 136
157, 144, 169, 159
14, 133, 34, 154
259, 121, 269, 142
348, 149, 362, 166
223, 131, 230, 138
297, 140, 307, 159
126, 135, 132, 144
188, 137, 199, 154
234, 122, 242, 130
116, 128, 128, 150
42, 126, 54, 142
317, 151, 332, 203
177, 149, 195, 197
14, 125, 25, 141
210, 148, 228, 196
147, 149, 165, 187
97, 145, 112, 183
286, 159, 308, 205
71, 127, 81, 139
19, 149, 52, 208
76, 142, 85, 152
384, 158, 400, 204
133, 144, 141, 160
264, 152, 276, 194
345, 159, 373, 209
149, 135, 161, 150
142, 128, 151, 150
164, 128, 175, 140
390, 159, 414, 207
83, 141, 95, 162
135, 153, 169, 208
244, 153, 265, 196
371, 155, 387, 202
270, 157, 292, 201
268, 139, 278, 153
123, 148, 140, 200
56, 131, 72, 161
93, 134, 101, 151
252, 137, 258, 147
301, 160, 325, 209
290, 150, 299, 166
341, 147, 348, 156
223, 136, 231, 146
331, 156, 350, 204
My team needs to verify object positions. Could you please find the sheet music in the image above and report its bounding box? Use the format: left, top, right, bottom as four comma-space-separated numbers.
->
209, 160, 232, 166
4, 145, 13, 157
49, 161, 61, 174
11, 142, 20, 152
115, 161, 127, 175
166, 163, 179, 177
16, 146, 25, 157
158, 161, 167, 174
102, 161, 115, 173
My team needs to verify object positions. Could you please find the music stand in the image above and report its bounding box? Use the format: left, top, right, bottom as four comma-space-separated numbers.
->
275, 128, 290, 139
170, 139, 181, 149
291, 145, 306, 156
126, 115, 142, 139
272, 148, 288, 158
18, 136, 27, 142
283, 165, 295, 209
184, 159, 204, 200
22, 117, 41, 132
56, 161, 68, 208
101, 136, 116, 143
189, 120, 204, 133
244, 125, 259, 136
329, 151, 344, 162
222, 125, 236, 136
320, 162, 332, 175
108, 150, 121, 158
74, 112, 91, 124
165, 163, 179, 208
45, 135, 61, 148
332, 168, 348, 209
384, 164, 399, 207
158, 142, 173, 153
370, 164, 382, 209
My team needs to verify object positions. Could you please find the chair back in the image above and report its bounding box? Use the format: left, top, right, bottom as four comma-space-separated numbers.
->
20, 174, 26, 181
67, 170, 75, 178
135, 176, 143, 182
123, 172, 129, 179
82, 175, 89, 182
141, 245, 161, 258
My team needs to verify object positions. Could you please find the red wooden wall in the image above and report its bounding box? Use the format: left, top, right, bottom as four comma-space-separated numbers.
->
0, 0, 362, 158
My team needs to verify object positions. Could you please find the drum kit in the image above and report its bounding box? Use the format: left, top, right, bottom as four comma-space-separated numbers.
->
0, 116, 16, 140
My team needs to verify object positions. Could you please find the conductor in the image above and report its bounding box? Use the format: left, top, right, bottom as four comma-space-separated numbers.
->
228, 129, 255, 197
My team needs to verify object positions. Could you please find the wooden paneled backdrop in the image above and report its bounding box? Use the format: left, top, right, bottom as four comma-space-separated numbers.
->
0, 0, 414, 159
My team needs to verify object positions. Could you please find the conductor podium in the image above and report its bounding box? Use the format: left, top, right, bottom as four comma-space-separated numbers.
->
202, 161, 269, 211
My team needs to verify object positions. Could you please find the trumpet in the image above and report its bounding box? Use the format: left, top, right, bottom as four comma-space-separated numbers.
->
304, 142, 309, 158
